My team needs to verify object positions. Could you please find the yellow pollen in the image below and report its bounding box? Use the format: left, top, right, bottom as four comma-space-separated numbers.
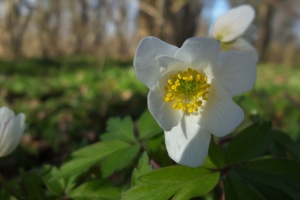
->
164, 68, 210, 113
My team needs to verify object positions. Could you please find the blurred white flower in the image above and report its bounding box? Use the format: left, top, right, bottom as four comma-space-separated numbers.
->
212, 5, 259, 62
0, 107, 26, 157
134, 36, 256, 167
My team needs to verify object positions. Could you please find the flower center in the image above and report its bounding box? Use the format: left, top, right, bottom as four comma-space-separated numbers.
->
164, 68, 211, 113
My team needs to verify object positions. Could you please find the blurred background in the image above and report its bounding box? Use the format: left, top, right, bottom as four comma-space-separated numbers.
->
0, 0, 300, 177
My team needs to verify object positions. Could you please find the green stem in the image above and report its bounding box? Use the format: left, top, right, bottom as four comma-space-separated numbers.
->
0, 172, 24, 200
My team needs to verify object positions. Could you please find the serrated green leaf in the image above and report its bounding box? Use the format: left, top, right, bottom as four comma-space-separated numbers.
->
42, 165, 64, 196
101, 116, 136, 143
102, 144, 140, 178
68, 180, 121, 200
207, 141, 226, 169
227, 122, 272, 165
123, 166, 220, 200
131, 152, 153, 187
63, 175, 78, 194
137, 109, 162, 140
51, 140, 131, 181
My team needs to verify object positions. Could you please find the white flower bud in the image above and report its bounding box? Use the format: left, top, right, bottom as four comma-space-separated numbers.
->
0, 107, 26, 157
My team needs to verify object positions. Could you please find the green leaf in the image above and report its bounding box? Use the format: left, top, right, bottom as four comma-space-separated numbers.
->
42, 165, 64, 196
101, 116, 136, 143
224, 175, 262, 200
272, 130, 300, 159
51, 140, 131, 181
226, 122, 272, 165
137, 109, 163, 140
237, 168, 299, 199
269, 140, 288, 158
242, 158, 300, 182
131, 152, 153, 187
19, 170, 44, 199
101, 144, 140, 178
207, 141, 226, 169
123, 166, 220, 200
238, 170, 299, 200
68, 180, 121, 200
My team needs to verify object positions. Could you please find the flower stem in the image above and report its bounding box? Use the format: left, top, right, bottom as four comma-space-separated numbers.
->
0, 172, 24, 200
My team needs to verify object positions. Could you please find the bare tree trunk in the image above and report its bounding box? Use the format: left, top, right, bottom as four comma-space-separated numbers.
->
256, 2, 274, 62
5, 0, 33, 58
163, 0, 203, 46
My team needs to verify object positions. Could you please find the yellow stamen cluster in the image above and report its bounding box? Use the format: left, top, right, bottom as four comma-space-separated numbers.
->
164, 68, 211, 113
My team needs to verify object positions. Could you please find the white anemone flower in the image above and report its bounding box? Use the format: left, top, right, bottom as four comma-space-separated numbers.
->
134, 36, 256, 167
0, 107, 26, 157
212, 4, 259, 62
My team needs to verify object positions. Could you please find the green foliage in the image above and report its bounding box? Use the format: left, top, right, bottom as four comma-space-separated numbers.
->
131, 152, 153, 187
42, 165, 65, 196
101, 116, 136, 143
207, 141, 226, 169
101, 144, 140, 178
270, 130, 300, 159
51, 140, 133, 181
123, 166, 220, 200
67, 180, 121, 200
1, 58, 300, 200
137, 110, 163, 140
226, 121, 272, 165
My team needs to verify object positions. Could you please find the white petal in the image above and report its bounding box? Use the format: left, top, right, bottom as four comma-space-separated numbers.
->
224, 38, 259, 62
215, 51, 256, 97
241, 24, 257, 43
0, 107, 15, 149
165, 115, 211, 167
174, 37, 220, 75
0, 113, 25, 157
212, 5, 255, 42
134, 37, 178, 89
155, 55, 188, 73
148, 85, 182, 131
194, 79, 244, 137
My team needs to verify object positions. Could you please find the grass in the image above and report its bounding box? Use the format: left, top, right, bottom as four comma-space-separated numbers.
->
0, 56, 300, 176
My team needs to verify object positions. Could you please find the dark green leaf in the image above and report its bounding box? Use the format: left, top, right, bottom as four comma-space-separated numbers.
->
237, 168, 300, 199
137, 109, 163, 140
224, 170, 264, 200
223, 175, 238, 200
101, 144, 140, 178
229, 177, 264, 200
131, 152, 153, 187
208, 141, 226, 169
227, 122, 272, 165
51, 140, 131, 181
269, 140, 288, 158
19, 170, 44, 199
242, 158, 300, 181
272, 130, 300, 159
123, 166, 220, 200
101, 116, 136, 143
241, 174, 293, 200
68, 180, 121, 200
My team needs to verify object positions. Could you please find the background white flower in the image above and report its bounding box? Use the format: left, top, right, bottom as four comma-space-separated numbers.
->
212, 4, 259, 62
134, 36, 256, 167
0, 107, 26, 157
